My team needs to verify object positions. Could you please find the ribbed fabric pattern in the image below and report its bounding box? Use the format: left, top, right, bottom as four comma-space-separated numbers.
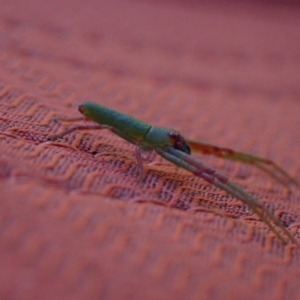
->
0, 1, 300, 299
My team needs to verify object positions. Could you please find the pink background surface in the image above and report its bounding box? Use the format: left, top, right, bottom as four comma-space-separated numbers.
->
0, 0, 300, 299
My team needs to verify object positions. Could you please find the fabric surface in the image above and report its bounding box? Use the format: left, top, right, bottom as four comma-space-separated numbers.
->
1, 0, 300, 299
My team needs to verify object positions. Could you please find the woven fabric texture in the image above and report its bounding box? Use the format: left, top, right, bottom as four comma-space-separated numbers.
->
1, 0, 300, 299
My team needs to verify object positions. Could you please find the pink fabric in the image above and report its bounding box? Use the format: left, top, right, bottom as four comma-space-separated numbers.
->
0, 0, 300, 299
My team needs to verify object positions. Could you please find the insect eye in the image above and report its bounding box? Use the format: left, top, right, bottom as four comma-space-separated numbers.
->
169, 131, 180, 139
78, 105, 84, 113
183, 143, 191, 155
175, 142, 191, 154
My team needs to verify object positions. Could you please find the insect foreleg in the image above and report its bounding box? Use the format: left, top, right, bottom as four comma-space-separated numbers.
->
226, 180, 300, 246
155, 147, 253, 204
251, 161, 292, 193
233, 153, 299, 189
253, 159, 299, 188
156, 147, 298, 245
171, 147, 299, 245
187, 140, 299, 190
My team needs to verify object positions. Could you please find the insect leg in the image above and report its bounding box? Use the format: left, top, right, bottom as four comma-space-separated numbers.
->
251, 161, 292, 193
173, 147, 300, 245
53, 117, 87, 122
156, 146, 299, 245
48, 124, 111, 141
135, 147, 144, 185
187, 140, 299, 190
252, 158, 299, 188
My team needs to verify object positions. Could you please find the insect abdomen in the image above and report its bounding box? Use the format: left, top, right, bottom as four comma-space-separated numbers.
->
80, 102, 151, 140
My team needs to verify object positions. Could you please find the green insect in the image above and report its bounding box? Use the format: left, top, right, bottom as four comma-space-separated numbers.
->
49, 102, 300, 246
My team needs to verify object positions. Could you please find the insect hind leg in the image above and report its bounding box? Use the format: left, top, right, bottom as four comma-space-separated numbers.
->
48, 124, 111, 141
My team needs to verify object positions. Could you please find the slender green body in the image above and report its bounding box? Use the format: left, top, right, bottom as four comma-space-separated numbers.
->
80, 102, 175, 148
81, 102, 150, 140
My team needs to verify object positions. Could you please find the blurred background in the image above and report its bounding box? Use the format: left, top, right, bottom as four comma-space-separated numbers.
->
0, 0, 300, 299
